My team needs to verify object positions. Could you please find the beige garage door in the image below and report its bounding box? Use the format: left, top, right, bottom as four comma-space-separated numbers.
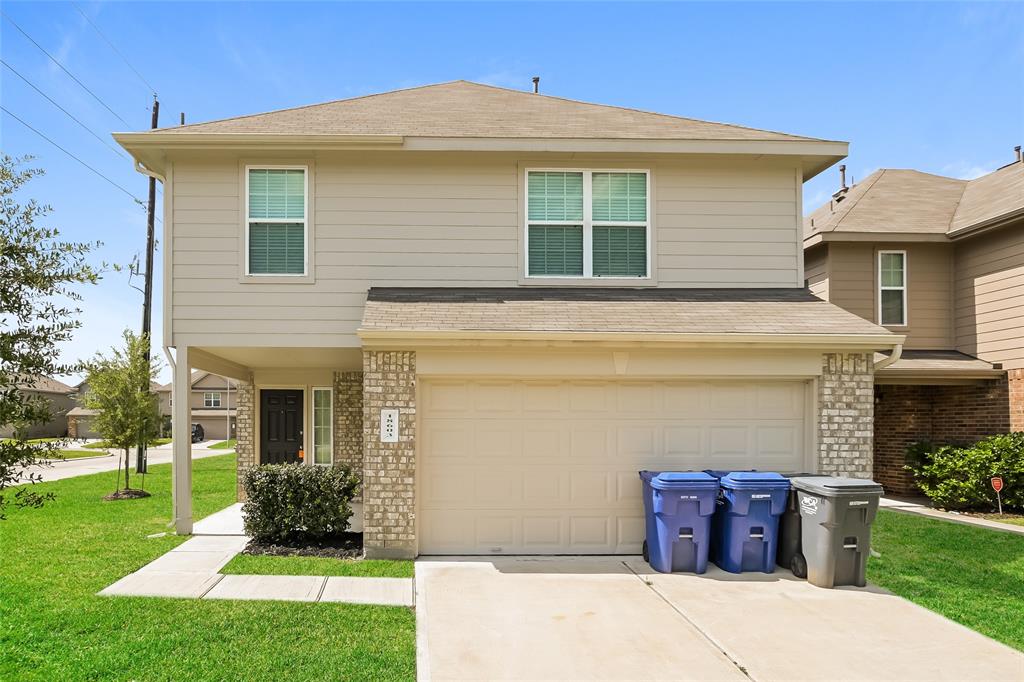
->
419, 379, 809, 555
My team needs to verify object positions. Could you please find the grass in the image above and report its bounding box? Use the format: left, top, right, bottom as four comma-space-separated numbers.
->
868, 509, 1024, 651
0, 454, 416, 681
209, 438, 237, 450
82, 438, 172, 449
971, 512, 1024, 527
50, 449, 113, 460
222, 554, 415, 578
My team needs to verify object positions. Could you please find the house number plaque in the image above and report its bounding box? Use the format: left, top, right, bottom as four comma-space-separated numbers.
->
380, 409, 399, 443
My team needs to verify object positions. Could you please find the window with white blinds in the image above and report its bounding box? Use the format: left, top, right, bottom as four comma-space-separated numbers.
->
526, 170, 649, 278
246, 167, 307, 276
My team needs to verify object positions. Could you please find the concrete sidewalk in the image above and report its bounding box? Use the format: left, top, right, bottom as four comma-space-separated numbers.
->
881, 496, 1024, 536
99, 505, 410, 607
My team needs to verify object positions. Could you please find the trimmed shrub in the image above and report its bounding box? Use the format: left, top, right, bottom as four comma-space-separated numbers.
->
905, 433, 1024, 511
241, 464, 360, 544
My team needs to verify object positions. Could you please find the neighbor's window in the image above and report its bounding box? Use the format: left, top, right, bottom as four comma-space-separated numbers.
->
526, 170, 649, 278
204, 392, 222, 408
879, 251, 907, 326
246, 167, 307, 276
312, 387, 332, 466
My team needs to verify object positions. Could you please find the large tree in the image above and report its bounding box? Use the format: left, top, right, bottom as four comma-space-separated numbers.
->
0, 155, 99, 517
82, 330, 161, 496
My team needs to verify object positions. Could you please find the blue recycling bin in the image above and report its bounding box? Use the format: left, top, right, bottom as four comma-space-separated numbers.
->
705, 471, 790, 573
639, 471, 719, 574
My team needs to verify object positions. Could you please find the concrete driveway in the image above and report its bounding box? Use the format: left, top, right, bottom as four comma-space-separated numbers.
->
416, 557, 1024, 681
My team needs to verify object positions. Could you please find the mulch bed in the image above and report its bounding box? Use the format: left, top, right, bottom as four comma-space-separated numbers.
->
103, 489, 152, 501
242, 532, 363, 559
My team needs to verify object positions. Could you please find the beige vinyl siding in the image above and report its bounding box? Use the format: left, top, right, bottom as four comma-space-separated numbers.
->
825, 242, 953, 349
954, 222, 1024, 369
804, 244, 829, 300
170, 152, 801, 348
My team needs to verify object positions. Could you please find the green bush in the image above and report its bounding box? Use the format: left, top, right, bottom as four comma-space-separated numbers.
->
241, 464, 360, 544
905, 433, 1024, 511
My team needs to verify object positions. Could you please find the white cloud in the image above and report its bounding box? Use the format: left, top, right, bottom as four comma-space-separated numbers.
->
940, 160, 999, 180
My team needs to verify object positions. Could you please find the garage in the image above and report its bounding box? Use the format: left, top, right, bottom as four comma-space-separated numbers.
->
419, 378, 811, 555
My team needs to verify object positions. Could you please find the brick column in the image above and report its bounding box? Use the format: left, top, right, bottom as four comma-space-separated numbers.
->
818, 353, 874, 478
362, 351, 416, 559
235, 382, 256, 500
1009, 369, 1024, 432
333, 371, 364, 471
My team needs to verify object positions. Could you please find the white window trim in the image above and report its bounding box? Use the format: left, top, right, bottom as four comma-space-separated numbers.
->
878, 249, 908, 327
244, 164, 309, 277
524, 168, 651, 280
311, 386, 333, 467
204, 392, 222, 408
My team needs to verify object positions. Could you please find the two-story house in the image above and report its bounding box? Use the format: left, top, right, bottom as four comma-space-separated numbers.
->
158, 371, 239, 441
115, 81, 899, 558
804, 155, 1024, 494
68, 379, 170, 439
0, 376, 76, 440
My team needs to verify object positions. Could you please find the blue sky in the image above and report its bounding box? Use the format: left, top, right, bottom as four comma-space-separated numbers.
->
2, 1, 1022, 382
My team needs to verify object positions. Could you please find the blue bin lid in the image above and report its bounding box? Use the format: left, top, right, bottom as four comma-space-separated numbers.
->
720, 471, 790, 490
642, 470, 718, 491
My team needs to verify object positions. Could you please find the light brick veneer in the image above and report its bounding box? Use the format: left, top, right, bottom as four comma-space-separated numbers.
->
362, 351, 416, 559
1010, 369, 1024, 432
235, 381, 256, 500
333, 371, 364, 470
818, 353, 874, 478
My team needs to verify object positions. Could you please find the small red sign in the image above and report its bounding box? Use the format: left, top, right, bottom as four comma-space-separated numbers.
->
991, 477, 1004, 493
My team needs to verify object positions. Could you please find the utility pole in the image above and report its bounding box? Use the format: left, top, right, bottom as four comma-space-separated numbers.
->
136, 96, 159, 474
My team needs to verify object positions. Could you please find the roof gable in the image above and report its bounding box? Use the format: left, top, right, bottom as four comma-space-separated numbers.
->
150, 80, 823, 143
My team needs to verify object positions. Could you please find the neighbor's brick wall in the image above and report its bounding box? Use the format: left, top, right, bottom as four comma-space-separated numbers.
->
818, 353, 874, 478
235, 382, 256, 501
362, 351, 416, 559
873, 377, 1010, 496
334, 371, 364, 502
1010, 369, 1024, 432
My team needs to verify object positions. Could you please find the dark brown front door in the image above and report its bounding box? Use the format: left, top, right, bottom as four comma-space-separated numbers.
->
260, 389, 303, 464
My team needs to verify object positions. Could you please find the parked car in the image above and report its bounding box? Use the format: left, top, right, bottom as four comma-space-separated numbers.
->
190, 423, 205, 443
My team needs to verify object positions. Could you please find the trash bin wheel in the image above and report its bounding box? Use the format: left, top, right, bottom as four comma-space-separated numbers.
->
791, 553, 807, 579
642, 539, 649, 562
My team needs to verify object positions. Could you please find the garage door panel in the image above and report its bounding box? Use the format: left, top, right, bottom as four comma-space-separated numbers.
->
420, 378, 808, 555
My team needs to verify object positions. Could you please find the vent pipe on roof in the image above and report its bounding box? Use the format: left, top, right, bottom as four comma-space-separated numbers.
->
839, 164, 847, 190
532, 76, 540, 94
180, 112, 185, 126
1016, 145, 1022, 163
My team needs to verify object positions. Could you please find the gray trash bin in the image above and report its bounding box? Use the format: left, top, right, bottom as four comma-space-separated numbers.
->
790, 477, 884, 588
777, 473, 827, 577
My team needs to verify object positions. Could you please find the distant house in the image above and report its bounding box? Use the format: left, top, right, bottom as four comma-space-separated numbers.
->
67, 380, 171, 439
158, 371, 238, 441
0, 376, 76, 439
804, 151, 1024, 494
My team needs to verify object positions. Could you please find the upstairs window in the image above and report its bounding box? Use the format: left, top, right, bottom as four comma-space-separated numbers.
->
526, 170, 649, 278
246, 167, 307, 276
878, 250, 907, 326
204, 392, 222, 408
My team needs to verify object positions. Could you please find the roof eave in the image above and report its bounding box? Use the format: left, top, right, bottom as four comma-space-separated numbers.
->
357, 328, 902, 350
947, 207, 1024, 240
802, 230, 951, 247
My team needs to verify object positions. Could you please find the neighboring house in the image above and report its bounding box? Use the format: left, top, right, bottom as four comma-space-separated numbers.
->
158, 370, 239, 441
0, 376, 76, 439
68, 380, 170, 439
115, 80, 900, 557
804, 153, 1024, 494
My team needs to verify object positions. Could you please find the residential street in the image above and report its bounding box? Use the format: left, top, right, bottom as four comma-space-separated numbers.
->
20, 441, 230, 483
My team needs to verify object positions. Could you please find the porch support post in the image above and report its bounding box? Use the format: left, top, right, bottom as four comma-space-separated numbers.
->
172, 345, 193, 534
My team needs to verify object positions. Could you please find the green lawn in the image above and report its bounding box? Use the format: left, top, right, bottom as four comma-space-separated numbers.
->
222, 554, 414, 578
868, 509, 1024, 651
0, 454, 416, 681
209, 438, 237, 450
82, 437, 172, 449
973, 513, 1024, 527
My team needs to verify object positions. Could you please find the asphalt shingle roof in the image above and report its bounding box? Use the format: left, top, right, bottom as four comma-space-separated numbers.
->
152, 81, 824, 142
360, 287, 891, 337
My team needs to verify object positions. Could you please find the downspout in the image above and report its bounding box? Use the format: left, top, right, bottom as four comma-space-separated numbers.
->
873, 343, 903, 371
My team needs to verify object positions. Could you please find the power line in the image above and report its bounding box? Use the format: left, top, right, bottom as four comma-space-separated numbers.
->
2, 105, 146, 209
72, 2, 158, 98
2, 59, 129, 160
1, 10, 132, 128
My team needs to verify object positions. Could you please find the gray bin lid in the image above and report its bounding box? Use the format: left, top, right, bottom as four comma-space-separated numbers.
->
791, 476, 884, 497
